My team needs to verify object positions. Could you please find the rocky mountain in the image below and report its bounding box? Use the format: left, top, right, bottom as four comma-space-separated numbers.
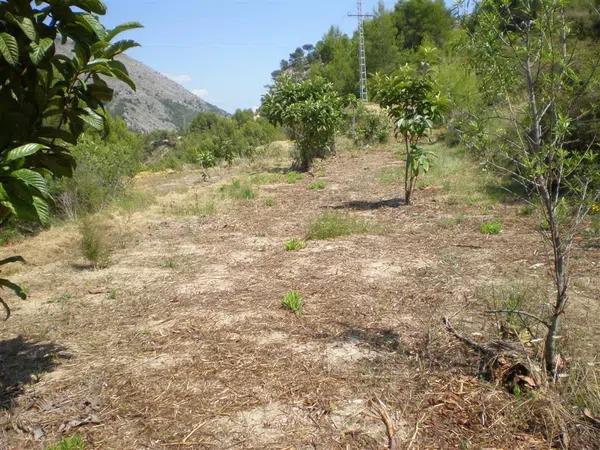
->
57, 42, 227, 133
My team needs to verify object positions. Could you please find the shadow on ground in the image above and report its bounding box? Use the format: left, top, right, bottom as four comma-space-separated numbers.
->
336, 325, 403, 352
332, 197, 404, 211
0, 336, 69, 409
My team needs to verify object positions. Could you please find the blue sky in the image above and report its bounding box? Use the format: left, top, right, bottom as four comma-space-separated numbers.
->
103, 0, 398, 113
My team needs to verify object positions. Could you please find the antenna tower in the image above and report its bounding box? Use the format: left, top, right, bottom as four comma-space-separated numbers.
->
348, 1, 372, 101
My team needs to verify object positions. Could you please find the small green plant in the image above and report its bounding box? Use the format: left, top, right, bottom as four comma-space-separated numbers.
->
46, 435, 86, 450
307, 212, 371, 240
480, 219, 502, 235
281, 291, 303, 316
79, 218, 111, 268
264, 196, 275, 207
308, 180, 326, 190
219, 179, 256, 200
161, 258, 177, 269
250, 172, 284, 185
107, 289, 117, 300
284, 239, 306, 251
286, 171, 305, 184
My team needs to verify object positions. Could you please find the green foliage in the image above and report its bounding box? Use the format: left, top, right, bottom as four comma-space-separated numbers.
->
0, 1, 141, 226
264, 196, 275, 207
46, 435, 86, 450
345, 103, 391, 145
0, 255, 27, 320
286, 171, 305, 183
219, 179, 255, 200
284, 238, 306, 251
393, 0, 455, 50
306, 212, 371, 240
261, 76, 346, 171
281, 290, 303, 316
372, 66, 445, 204
51, 116, 144, 217
308, 180, 326, 190
79, 217, 110, 268
480, 219, 502, 235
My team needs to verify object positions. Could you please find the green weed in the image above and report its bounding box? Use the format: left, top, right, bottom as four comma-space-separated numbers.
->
284, 238, 306, 251
286, 171, 305, 184
79, 218, 111, 268
480, 219, 503, 235
282, 291, 303, 316
264, 196, 275, 207
161, 258, 177, 269
219, 179, 255, 200
46, 435, 86, 450
308, 180, 326, 190
249, 172, 284, 185
307, 212, 372, 240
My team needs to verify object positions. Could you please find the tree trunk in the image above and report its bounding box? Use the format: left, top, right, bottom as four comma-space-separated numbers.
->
404, 138, 411, 205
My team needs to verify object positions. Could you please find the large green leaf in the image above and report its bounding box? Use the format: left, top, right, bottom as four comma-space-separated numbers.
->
0, 32, 19, 66
70, 0, 108, 14
4, 143, 48, 162
103, 39, 139, 58
76, 13, 108, 40
11, 169, 50, 197
77, 107, 104, 130
29, 38, 55, 65
0, 278, 27, 300
5, 13, 38, 41
32, 196, 50, 225
105, 21, 143, 42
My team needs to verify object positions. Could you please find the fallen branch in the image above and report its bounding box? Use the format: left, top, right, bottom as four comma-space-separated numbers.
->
485, 309, 550, 328
443, 317, 492, 356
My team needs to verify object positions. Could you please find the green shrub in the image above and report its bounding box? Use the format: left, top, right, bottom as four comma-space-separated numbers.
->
282, 291, 303, 316
308, 180, 326, 190
345, 103, 390, 145
480, 219, 503, 235
284, 239, 306, 251
261, 76, 346, 171
307, 212, 371, 240
46, 435, 86, 450
79, 218, 111, 268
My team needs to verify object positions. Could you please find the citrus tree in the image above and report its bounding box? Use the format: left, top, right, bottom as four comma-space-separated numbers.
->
0, 0, 141, 318
261, 75, 345, 171
372, 67, 445, 205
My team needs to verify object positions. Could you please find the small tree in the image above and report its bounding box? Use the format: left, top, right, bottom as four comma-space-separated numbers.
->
372, 67, 444, 204
0, 0, 141, 317
462, 0, 600, 374
261, 75, 345, 171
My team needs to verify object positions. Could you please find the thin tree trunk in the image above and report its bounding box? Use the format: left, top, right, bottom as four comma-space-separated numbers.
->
404, 137, 411, 205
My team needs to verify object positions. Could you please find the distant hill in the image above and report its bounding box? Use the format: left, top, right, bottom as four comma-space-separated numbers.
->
57, 42, 228, 133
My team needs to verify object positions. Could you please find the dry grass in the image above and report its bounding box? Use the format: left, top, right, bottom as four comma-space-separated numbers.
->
0, 140, 598, 449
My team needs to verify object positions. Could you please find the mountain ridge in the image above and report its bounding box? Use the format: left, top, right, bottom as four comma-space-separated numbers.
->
56, 42, 227, 133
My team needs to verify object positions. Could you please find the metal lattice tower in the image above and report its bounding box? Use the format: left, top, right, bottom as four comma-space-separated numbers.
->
349, 1, 372, 101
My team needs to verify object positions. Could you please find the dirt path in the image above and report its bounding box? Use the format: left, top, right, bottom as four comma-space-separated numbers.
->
1, 144, 598, 449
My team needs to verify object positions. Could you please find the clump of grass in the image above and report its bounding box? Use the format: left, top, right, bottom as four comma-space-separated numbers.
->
264, 196, 275, 207
161, 257, 177, 269
79, 217, 111, 268
114, 189, 154, 213
284, 238, 306, 251
439, 214, 465, 229
219, 179, 255, 200
168, 194, 216, 217
282, 291, 303, 316
309, 180, 326, 190
249, 172, 284, 185
46, 435, 86, 450
307, 212, 372, 240
377, 166, 403, 184
480, 219, 503, 235
286, 171, 304, 184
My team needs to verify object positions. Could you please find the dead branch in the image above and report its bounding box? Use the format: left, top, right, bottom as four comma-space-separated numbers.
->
485, 309, 550, 328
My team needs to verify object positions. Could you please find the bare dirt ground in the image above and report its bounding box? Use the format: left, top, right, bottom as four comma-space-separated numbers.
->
0, 143, 598, 449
